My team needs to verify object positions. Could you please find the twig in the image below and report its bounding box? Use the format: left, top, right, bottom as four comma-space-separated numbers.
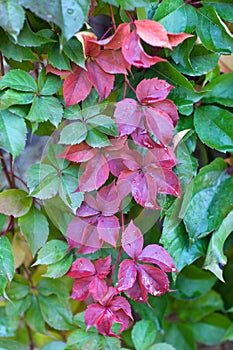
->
125, 10, 134, 22
23, 264, 36, 292
9, 154, 16, 188
109, 5, 116, 31
0, 149, 13, 187
0, 216, 14, 236
13, 174, 28, 189
26, 324, 34, 350
124, 76, 137, 95
0, 51, 5, 76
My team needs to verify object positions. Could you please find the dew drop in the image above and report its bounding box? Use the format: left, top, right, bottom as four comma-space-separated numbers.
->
125, 45, 129, 50
47, 14, 52, 19
67, 8, 74, 14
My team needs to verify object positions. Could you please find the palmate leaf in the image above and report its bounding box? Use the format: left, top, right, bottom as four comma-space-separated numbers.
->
0, 236, 15, 298
0, 0, 25, 38
19, 0, 90, 42
132, 320, 157, 350
0, 189, 32, 217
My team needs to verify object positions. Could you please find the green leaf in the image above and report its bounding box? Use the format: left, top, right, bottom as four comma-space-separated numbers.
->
67, 328, 100, 349
103, 0, 159, 11
204, 210, 233, 281
202, 72, 233, 107
171, 290, 224, 322
88, 115, 119, 137
194, 106, 233, 152
0, 236, 14, 296
18, 206, 49, 256
0, 0, 25, 38
183, 158, 233, 241
0, 110, 27, 157
7, 275, 30, 300
192, 313, 231, 345
165, 322, 196, 350
154, 0, 197, 33
0, 69, 37, 92
0, 340, 27, 350
27, 95, 63, 127
161, 199, 207, 271
39, 294, 73, 330
63, 37, 85, 69
201, 0, 233, 22
25, 295, 46, 333
63, 103, 82, 120
59, 121, 87, 145
196, 6, 233, 54
86, 129, 111, 148
38, 277, 70, 300
132, 320, 157, 350
172, 39, 219, 76
17, 21, 54, 47
149, 344, 175, 350
48, 42, 71, 69
0, 90, 34, 109
34, 240, 69, 266
0, 29, 36, 62
20, 0, 90, 42
27, 163, 59, 199
173, 265, 217, 299
38, 68, 61, 95
41, 341, 66, 350
148, 62, 201, 115
5, 294, 31, 316
43, 253, 73, 278
0, 189, 32, 217
59, 166, 84, 213
0, 307, 20, 337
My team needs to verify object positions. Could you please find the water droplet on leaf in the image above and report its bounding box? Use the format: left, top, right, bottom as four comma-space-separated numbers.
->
67, 8, 74, 14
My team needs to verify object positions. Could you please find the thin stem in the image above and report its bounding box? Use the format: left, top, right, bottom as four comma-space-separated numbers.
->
109, 247, 123, 285
125, 10, 134, 22
0, 51, 5, 76
23, 264, 36, 292
26, 324, 34, 350
99, 25, 114, 41
125, 76, 137, 95
0, 149, 13, 187
9, 154, 16, 188
109, 5, 116, 31
0, 216, 14, 236
13, 174, 28, 189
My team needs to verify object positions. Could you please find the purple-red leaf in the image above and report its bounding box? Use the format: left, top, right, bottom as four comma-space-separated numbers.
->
70, 277, 93, 301
122, 30, 165, 68
117, 259, 137, 292
87, 60, 114, 101
94, 255, 111, 278
95, 50, 128, 74
114, 98, 141, 136
138, 244, 177, 272
58, 143, 97, 163
122, 220, 143, 259
89, 277, 108, 301
136, 78, 173, 104
97, 23, 130, 50
78, 152, 109, 192
96, 182, 120, 214
135, 20, 173, 49
64, 67, 92, 106
151, 99, 178, 126
67, 257, 95, 278
97, 215, 120, 247
137, 264, 170, 296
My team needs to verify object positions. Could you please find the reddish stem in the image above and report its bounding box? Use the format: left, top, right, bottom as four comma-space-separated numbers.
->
99, 25, 114, 40
109, 247, 123, 285
13, 174, 28, 189
109, 5, 116, 31
125, 10, 134, 22
10, 154, 16, 188
0, 51, 5, 76
0, 149, 13, 187
0, 216, 14, 236
125, 76, 137, 95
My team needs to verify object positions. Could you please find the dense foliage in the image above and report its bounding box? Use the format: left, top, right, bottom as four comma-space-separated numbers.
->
0, 0, 233, 349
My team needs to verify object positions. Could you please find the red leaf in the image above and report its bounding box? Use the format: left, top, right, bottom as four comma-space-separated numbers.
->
117, 259, 137, 292
132, 172, 160, 209
122, 30, 166, 68
97, 215, 120, 247
76, 201, 99, 217
70, 277, 93, 300
151, 99, 178, 126
137, 264, 170, 296
136, 78, 173, 104
64, 67, 92, 106
66, 216, 92, 250
46, 64, 71, 76
114, 98, 141, 136
132, 128, 157, 149
122, 220, 143, 259
94, 255, 111, 278
148, 145, 178, 168
138, 244, 177, 272
110, 296, 133, 320
85, 304, 105, 330
95, 50, 128, 74
78, 223, 102, 254
96, 182, 120, 214
97, 23, 130, 50
58, 142, 97, 163
78, 152, 109, 192
146, 163, 180, 197
168, 32, 193, 47
135, 20, 172, 49
126, 277, 148, 303
83, 34, 101, 57
144, 106, 174, 146
89, 277, 108, 301
87, 60, 114, 101
67, 257, 95, 278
